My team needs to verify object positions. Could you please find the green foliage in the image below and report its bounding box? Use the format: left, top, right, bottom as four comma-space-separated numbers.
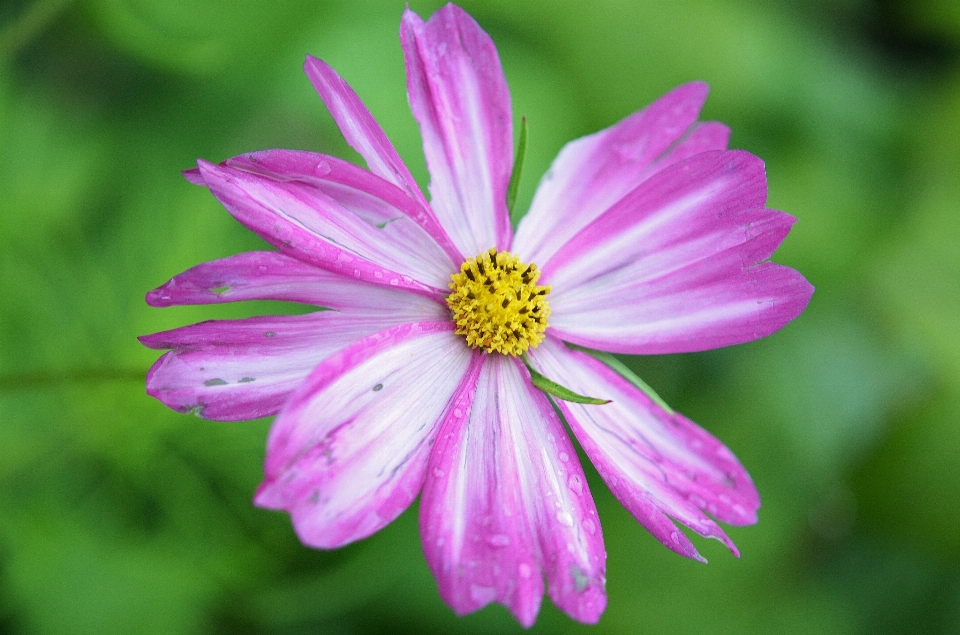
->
1, 0, 959, 633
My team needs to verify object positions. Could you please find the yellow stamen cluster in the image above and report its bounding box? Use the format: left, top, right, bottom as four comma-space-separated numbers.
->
446, 248, 551, 356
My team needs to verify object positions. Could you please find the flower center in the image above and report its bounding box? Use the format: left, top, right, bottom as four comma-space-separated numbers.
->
446, 248, 551, 356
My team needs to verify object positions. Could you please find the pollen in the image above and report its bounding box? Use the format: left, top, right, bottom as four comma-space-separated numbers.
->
446, 248, 551, 356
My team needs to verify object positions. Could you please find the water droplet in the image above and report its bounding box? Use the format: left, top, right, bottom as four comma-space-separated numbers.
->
567, 474, 583, 495
374, 271, 383, 279
571, 566, 589, 592
671, 531, 680, 544
454, 408, 462, 418
584, 519, 596, 535
436, 537, 445, 547
314, 160, 331, 176
716, 446, 735, 460
556, 511, 574, 527
486, 534, 510, 548
432, 468, 444, 478
353, 269, 361, 278
559, 451, 569, 463
469, 584, 496, 604
390, 278, 399, 286
518, 563, 532, 579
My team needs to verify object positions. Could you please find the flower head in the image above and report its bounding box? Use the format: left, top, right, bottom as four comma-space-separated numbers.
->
141, 3, 813, 626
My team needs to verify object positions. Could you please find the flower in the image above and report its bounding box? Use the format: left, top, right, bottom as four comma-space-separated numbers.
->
141, 3, 813, 626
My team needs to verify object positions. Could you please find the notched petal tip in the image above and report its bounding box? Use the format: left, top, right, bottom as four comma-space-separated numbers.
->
182, 167, 205, 185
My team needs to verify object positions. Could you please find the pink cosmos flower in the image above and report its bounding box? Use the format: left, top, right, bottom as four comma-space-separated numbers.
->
141, 3, 813, 626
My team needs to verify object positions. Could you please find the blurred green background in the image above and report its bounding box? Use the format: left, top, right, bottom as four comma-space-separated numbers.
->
1, 0, 959, 633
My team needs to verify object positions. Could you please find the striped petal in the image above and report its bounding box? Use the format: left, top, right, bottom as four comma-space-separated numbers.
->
146, 250, 446, 317
303, 55, 437, 221
544, 150, 813, 354
255, 322, 475, 549
140, 311, 440, 421
528, 338, 760, 561
401, 5, 513, 256
196, 159, 450, 298
420, 355, 606, 626
514, 83, 729, 265
225, 149, 462, 266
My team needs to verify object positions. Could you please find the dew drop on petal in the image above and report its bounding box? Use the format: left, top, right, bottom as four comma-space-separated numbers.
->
559, 451, 569, 463
486, 534, 510, 548
470, 584, 497, 604
671, 531, 680, 544
584, 519, 597, 535
432, 467, 444, 478
314, 160, 331, 176
518, 563, 533, 579
556, 511, 574, 527
571, 566, 589, 593
390, 279, 399, 286
716, 445, 735, 460
567, 474, 583, 495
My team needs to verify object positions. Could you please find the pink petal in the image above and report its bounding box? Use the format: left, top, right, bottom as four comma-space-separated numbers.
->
255, 322, 476, 548
303, 56, 438, 222
140, 312, 437, 421
544, 150, 814, 354
528, 338, 760, 560
514, 83, 729, 265
420, 355, 606, 626
401, 5, 513, 257
225, 149, 463, 266
183, 167, 204, 185
146, 250, 447, 315
196, 159, 451, 299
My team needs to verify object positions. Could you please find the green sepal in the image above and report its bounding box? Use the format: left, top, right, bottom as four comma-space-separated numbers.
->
521, 355, 611, 405
568, 345, 675, 414
506, 116, 528, 216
